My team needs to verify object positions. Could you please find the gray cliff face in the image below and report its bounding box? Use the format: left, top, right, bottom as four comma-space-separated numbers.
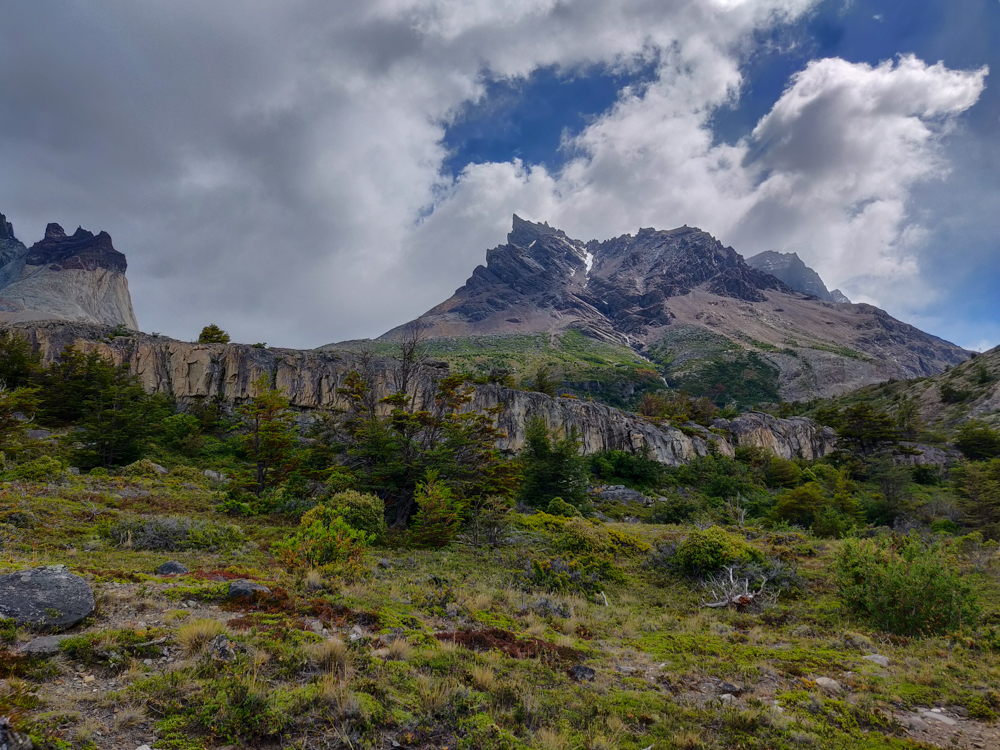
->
0, 213, 138, 329
744, 250, 850, 303
11, 321, 837, 465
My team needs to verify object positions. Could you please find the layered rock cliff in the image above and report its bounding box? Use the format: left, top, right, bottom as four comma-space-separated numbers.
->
384, 216, 968, 401
9, 320, 836, 465
0, 212, 138, 329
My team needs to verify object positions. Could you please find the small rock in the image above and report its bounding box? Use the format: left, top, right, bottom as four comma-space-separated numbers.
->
143, 659, 153, 666
67, 467, 80, 476
376, 558, 393, 569
0, 565, 96, 631
302, 619, 323, 634
349, 625, 365, 643
919, 710, 957, 726
203, 469, 227, 482
83, 675, 95, 683
718, 681, 744, 695
149, 462, 169, 475
950, 706, 970, 718
814, 677, 842, 694
18, 635, 68, 657
207, 634, 237, 661
0, 715, 33, 749
135, 745, 153, 750
900, 715, 928, 732
156, 561, 189, 575
185, 600, 198, 608
718, 693, 735, 704
568, 664, 596, 682
862, 654, 890, 667
227, 579, 270, 599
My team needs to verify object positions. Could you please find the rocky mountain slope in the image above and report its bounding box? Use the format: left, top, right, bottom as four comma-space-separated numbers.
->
8, 320, 836, 464
816, 344, 1000, 433
0, 210, 137, 329
385, 216, 968, 402
745, 250, 850, 303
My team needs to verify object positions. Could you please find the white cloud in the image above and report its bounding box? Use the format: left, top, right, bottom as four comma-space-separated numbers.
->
412, 54, 986, 321
0, 2, 987, 346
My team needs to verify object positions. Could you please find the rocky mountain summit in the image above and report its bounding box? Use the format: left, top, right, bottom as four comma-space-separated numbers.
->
389, 215, 968, 401
0, 210, 137, 329
745, 250, 850, 303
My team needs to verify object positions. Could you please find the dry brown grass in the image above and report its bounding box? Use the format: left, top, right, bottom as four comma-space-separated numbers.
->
470, 664, 496, 692
318, 674, 366, 719
113, 705, 146, 730
535, 727, 570, 750
307, 637, 350, 677
176, 618, 228, 655
386, 637, 413, 661
303, 569, 325, 591
416, 673, 458, 715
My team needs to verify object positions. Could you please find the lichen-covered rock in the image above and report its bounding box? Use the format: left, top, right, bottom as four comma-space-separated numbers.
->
227, 579, 270, 599
0, 565, 95, 631
156, 561, 189, 575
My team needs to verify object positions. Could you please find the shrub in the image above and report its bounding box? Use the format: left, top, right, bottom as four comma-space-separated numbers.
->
272, 511, 372, 572
588, 448, 665, 490
325, 490, 387, 543
159, 413, 204, 454
833, 536, 980, 636
546, 497, 581, 518
554, 517, 649, 557
650, 492, 703, 524
811, 507, 857, 539
7, 455, 66, 481
518, 418, 589, 511
123, 459, 166, 478
410, 471, 465, 549
673, 527, 765, 577
106, 516, 246, 551
765, 457, 802, 488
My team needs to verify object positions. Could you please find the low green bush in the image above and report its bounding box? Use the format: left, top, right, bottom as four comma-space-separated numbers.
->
325, 490, 387, 543
546, 497, 581, 518
105, 516, 246, 551
833, 536, 979, 636
673, 526, 765, 577
7, 455, 66, 482
272, 507, 372, 573
122, 459, 165, 478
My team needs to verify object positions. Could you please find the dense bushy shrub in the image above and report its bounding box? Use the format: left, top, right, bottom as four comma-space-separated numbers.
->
546, 497, 581, 518
833, 536, 979, 636
673, 527, 765, 577
7, 455, 67, 482
324, 490, 387, 543
650, 491, 703, 524
589, 448, 665, 490
106, 516, 246, 551
554, 517, 649, 558
123, 459, 165, 478
955, 420, 1000, 461
272, 510, 372, 572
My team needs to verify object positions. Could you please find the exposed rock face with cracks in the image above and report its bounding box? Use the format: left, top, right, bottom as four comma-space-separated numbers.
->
0, 211, 138, 329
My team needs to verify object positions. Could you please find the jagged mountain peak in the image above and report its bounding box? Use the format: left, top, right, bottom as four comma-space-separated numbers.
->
383, 214, 968, 401
0, 211, 136, 329
745, 249, 850, 303
0, 212, 15, 241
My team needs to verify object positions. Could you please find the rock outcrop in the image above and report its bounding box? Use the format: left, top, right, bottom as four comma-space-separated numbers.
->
383, 216, 967, 400
744, 250, 850, 303
0, 212, 138, 329
7, 320, 837, 465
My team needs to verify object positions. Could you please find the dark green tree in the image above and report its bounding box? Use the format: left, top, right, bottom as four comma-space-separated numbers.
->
518, 417, 589, 511
75, 361, 169, 468
198, 324, 231, 344
831, 403, 899, 457
236, 374, 299, 495
0, 330, 42, 389
954, 420, 1000, 461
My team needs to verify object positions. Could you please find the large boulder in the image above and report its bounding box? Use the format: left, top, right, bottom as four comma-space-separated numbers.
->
0, 565, 95, 631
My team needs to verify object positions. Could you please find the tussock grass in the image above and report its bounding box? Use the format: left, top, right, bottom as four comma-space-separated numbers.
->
176, 618, 227, 655
307, 637, 350, 677
470, 665, 496, 692
386, 638, 413, 661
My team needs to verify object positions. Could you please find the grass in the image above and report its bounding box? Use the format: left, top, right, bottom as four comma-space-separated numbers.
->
4, 471, 1000, 749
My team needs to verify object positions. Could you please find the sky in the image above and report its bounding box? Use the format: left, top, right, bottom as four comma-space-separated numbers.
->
0, 0, 997, 350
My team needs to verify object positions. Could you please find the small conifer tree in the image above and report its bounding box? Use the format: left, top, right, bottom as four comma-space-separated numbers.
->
198, 324, 231, 344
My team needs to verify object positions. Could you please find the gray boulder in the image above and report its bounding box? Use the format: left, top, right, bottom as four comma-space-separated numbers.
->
156, 561, 189, 575
227, 579, 270, 599
0, 565, 95, 631
18, 634, 69, 657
